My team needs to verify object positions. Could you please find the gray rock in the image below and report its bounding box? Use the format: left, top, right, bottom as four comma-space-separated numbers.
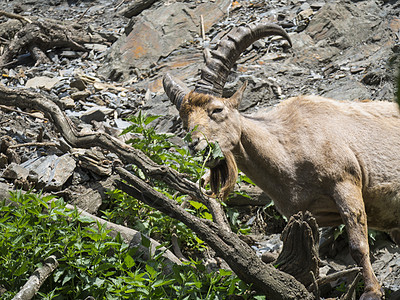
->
80, 107, 113, 123
70, 90, 90, 101
114, 118, 131, 130
25, 76, 60, 90
99, 0, 231, 81
64, 175, 117, 214
70, 78, 87, 91
2, 162, 29, 180
21, 154, 76, 191
59, 97, 75, 109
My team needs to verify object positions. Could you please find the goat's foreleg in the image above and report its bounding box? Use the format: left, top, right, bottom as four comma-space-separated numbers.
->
333, 180, 383, 300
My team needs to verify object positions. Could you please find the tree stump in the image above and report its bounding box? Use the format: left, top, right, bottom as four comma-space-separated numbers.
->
274, 211, 320, 288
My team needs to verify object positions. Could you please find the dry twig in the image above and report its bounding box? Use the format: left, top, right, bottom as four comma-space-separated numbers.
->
0, 10, 32, 24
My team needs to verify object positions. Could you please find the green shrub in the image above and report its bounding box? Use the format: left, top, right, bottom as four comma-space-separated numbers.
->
0, 191, 252, 299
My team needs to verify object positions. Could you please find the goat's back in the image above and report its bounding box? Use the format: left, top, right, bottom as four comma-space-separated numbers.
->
254, 95, 400, 230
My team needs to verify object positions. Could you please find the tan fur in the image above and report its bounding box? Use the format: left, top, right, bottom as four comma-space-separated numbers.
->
210, 151, 238, 200
180, 90, 400, 300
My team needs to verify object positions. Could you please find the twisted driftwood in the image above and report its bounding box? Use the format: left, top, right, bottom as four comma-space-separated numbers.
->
0, 13, 105, 66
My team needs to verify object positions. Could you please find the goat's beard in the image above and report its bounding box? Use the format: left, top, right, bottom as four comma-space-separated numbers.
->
209, 151, 238, 201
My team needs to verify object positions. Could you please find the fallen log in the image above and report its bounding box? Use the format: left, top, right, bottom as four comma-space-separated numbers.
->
12, 256, 58, 300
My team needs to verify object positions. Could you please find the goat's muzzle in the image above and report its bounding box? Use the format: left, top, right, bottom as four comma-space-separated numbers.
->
189, 138, 223, 168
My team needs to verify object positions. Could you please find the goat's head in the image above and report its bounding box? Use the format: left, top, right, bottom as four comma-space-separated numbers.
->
163, 24, 292, 199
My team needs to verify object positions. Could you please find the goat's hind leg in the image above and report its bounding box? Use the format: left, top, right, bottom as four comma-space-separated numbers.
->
333, 180, 383, 300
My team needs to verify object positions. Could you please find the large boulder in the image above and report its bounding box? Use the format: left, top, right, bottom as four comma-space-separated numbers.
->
100, 0, 231, 84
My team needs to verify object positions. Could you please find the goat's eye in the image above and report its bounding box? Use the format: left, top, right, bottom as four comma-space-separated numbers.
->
211, 108, 223, 115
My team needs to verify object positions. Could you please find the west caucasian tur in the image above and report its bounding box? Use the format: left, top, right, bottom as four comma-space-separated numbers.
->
163, 23, 399, 300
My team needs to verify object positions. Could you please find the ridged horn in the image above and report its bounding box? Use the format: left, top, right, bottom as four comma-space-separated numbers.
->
195, 23, 292, 96
163, 73, 191, 110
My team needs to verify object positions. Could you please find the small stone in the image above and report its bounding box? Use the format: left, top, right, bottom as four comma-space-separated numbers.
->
59, 97, 76, 109
70, 90, 91, 101
81, 107, 113, 123
70, 78, 87, 91
297, 8, 314, 20
84, 43, 108, 52
60, 50, 80, 58
350, 67, 365, 74
21, 154, 76, 191
2, 163, 29, 180
0, 153, 8, 168
25, 76, 60, 90
310, 2, 325, 9
114, 118, 131, 129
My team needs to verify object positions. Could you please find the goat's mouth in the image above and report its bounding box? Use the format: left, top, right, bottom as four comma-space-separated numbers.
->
201, 144, 225, 168
188, 139, 225, 168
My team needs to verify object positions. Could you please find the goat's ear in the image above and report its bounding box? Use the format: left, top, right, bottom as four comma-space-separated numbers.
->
229, 81, 247, 108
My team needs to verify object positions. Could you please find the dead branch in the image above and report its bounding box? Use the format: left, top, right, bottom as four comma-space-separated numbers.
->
8, 142, 59, 149
0, 17, 105, 66
12, 256, 58, 300
340, 273, 362, 300
0, 10, 32, 24
315, 266, 362, 287
171, 232, 188, 261
0, 104, 48, 120
116, 166, 314, 300
0, 85, 230, 232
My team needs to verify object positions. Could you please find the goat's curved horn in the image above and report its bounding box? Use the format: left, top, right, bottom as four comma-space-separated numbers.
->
195, 23, 292, 96
163, 73, 191, 110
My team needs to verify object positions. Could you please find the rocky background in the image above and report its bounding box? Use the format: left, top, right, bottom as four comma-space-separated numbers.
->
0, 0, 399, 297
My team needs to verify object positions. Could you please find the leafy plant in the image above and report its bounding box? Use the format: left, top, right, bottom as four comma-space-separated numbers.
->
1, 191, 254, 299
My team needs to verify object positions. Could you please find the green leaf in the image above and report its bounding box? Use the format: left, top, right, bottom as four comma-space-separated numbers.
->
189, 201, 204, 210
77, 215, 95, 224
202, 212, 213, 220
124, 254, 135, 269
141, 235, 150, 248
152, 279, 174, 288
219, 269, 232, 276
144, 115, 160, 125
13, 259, 30, 276
97, 263, 115, 272
211, 142, 224, 160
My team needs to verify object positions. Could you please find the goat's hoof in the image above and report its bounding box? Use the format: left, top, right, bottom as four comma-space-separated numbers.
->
359, 289, 384, 300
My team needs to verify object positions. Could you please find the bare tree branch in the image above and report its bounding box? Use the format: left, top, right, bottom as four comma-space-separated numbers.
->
115, 166, 314, 300
12, 256, 58, 300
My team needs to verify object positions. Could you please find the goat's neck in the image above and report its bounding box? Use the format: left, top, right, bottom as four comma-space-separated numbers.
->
233, 115, 293, 199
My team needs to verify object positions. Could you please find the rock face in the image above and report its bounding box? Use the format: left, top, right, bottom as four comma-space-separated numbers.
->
21, 154, 77, 191
99, 0, 231, 81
